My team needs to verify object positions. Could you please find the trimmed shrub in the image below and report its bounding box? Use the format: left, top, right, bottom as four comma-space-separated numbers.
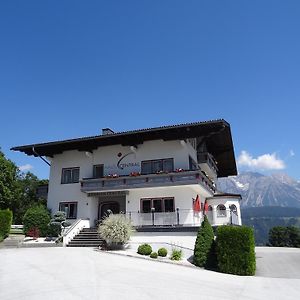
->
98, 214, 133, 249
48, 211, 70, 237
170, 248, 182, 261
193, 215, 215, 268
216, 225, 256, 276
150, 252, 158, 259
158, 247, 168, 257
0, 209, 13, 239
268, 226, 300, 248
137, 243, 152, 255
23, 205, 50, 237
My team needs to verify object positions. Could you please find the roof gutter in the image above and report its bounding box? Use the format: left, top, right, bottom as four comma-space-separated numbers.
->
32, 147, 51, 166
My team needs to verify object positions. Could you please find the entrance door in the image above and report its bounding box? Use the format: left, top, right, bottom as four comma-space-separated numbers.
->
99, 201, 120, 220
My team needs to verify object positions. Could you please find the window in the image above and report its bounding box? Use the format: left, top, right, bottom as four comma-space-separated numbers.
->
141, 199, 151, 213
141, 158, 174, 174
59, 202, 78, 219
61, 167, 80, 184
217, 204, 227, 217
153, 199, 163, 212
93, 164, 104, 178
164, 198, 175, 212
229, 204, 238, 215
140, 197, 174, 213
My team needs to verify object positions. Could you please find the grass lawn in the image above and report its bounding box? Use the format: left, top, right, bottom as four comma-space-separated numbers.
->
10, 228, 24, 235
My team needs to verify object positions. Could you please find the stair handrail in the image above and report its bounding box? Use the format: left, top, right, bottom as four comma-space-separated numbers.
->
63, 219, 90, 247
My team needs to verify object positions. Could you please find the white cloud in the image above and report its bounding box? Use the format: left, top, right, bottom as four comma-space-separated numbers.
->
237, 151, 285, 171
289, 149, 295, 157
19, 164, 33, 171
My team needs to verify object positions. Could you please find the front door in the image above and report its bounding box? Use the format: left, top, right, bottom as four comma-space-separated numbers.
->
99, 201, 120, 220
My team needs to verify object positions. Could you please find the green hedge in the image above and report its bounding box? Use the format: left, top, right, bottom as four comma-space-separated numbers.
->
216, 226, 256, 276
23, 205, 50, 237
0, 209, 13, 239
193, 215, 215, 268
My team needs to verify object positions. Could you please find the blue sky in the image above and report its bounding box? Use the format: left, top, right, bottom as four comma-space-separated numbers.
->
0, 1, 299, 180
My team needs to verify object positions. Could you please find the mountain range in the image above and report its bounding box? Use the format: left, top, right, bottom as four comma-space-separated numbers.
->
218, 172, 300, 208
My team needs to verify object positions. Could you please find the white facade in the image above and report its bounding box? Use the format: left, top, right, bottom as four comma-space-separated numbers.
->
47, 138, 242, 227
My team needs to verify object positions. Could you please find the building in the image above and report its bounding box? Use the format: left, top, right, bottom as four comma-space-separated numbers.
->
11, 119, 242, 233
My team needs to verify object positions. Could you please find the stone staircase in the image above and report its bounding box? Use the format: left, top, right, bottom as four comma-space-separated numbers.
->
67, 228, 105, 247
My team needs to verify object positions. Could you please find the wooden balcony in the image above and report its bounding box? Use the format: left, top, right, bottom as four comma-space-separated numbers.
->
80, 170, 216, 194
197, 152, 218, 178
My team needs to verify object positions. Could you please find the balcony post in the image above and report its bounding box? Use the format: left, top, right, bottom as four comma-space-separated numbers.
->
151, 207, 155, 226
176, 207, 180, 225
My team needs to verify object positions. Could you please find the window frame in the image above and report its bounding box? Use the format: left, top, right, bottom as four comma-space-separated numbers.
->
140, 197, 175, 213
59, 202, 78, 219
93, 164, 104, 179
61, 167, 80, 184
141, 158, 174, 175
229, 204, 238, 215
216, 204, 227, 217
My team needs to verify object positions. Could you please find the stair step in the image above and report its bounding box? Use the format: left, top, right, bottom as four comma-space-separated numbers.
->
68, 242, 103, 246
72, 237, 102, 239
67, 227, 105, 247
69, 240, 103, 245
75, 233, 99, 236
67, 244, 100, 247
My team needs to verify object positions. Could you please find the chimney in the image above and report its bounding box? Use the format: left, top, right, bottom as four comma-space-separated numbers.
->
102, 128, 115, 135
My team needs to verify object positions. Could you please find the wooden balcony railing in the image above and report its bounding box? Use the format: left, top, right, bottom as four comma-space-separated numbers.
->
80, 170, 216, 193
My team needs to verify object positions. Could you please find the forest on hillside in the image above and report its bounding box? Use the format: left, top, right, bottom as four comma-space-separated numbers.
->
241, 207, 300, 245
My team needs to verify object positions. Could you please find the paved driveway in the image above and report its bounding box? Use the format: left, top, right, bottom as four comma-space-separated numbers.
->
256, 247, 300, 279
0, 247, 300, 300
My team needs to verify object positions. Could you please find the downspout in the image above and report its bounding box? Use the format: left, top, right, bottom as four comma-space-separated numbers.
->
32, 147, 51, 166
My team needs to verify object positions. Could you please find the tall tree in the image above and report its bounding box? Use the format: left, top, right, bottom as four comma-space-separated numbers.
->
0, 149, 48, 223
0, 149, 19, 210
14, 172, 47, 223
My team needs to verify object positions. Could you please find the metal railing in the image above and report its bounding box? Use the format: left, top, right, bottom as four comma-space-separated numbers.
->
125, 209, 213, 227
62, 219, 90, 246
124, 209, 240, 227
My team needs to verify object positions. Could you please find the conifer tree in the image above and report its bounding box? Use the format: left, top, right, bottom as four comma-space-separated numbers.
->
193, 215, 215, 267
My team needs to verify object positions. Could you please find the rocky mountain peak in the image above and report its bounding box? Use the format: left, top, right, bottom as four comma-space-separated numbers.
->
217, 172, 300, 208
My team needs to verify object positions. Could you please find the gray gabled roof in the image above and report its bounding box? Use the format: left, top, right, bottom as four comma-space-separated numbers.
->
11, 119, 237, 177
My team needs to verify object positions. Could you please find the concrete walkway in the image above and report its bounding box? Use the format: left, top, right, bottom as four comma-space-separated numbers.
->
0, 247, 300, 300
0, 234, 24, 248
